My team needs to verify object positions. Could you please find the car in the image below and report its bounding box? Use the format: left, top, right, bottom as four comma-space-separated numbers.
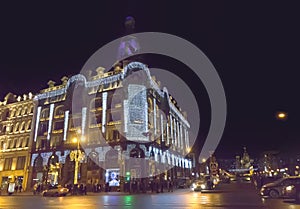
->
41, 185, 69, 197
191, 178, 215, 192
260, 176, 300, 198
282, 182, 300, 201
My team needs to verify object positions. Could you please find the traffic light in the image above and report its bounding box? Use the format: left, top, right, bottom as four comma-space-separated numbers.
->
125, 171, 131, 182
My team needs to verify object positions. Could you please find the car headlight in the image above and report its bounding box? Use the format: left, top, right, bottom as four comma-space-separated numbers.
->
286, 185, 294, 191
200, 184, 206, 189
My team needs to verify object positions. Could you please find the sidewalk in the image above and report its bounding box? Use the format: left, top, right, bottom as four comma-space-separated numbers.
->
0, 188, 186, 197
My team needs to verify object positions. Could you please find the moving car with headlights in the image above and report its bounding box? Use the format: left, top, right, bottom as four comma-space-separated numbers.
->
191, 177, 215, 192
42, 185, 69, 197
260, 176, 300, 198
282, 181, 300, 201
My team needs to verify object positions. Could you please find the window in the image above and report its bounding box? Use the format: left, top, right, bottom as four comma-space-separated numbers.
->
21, 106, 27, 115
28, 105, 34, 114
11, 138, 17, 148
16, 137, 23, 148
4, 158, 13, 171
16, 156, 26, 170
14, 123, 19, 133
90, 98, 102, 110
16, 108, 22, 116
53, 121, 64, 130
54, 106, 64, 117
41, 108, 49, 118
19, 122, 25, 132
113, 130, 120, 140
22, 137, 29, 147
38, 122, 48, 135
51, 136, 62, 147
25, 120, 32, 131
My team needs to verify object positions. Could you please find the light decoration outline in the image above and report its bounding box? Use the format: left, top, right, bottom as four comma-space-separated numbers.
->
47, 104, 54, 140
33, 62, 190, 128
63, 110, 69, 141
34, 106, 41, 142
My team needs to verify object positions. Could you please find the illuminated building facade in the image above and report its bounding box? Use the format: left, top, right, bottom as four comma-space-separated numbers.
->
28, 61, 192, 191
0, 92, 34, 191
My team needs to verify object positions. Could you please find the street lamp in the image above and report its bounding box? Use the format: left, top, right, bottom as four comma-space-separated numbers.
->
275, 111, 288, 121
70, 136, 85, 185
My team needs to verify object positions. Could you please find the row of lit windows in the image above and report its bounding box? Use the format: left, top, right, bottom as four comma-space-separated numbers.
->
10, 105, 34, 118
1, 120, 32, 134
1, 156, 26, 171
0, 137, 29, 150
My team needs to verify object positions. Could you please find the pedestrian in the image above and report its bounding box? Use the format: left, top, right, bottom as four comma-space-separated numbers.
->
19, 184, 22, 193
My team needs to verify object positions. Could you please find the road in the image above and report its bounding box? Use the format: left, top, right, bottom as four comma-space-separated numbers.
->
1, 181, 300, 209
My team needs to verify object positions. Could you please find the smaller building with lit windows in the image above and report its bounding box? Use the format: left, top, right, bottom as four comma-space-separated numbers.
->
0, 92, 34, 191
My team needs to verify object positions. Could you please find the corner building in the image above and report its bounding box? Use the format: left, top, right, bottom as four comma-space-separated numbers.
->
28, 61, 192, 191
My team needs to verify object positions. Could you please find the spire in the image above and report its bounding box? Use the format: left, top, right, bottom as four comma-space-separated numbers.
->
117, 16, 141, 64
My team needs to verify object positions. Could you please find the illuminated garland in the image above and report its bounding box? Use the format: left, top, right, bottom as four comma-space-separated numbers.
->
81, 107, 87, 136
63, 110, 69, 141
47, 104, 54, 140
34, 106, 41, 142
102, 92, 107, 133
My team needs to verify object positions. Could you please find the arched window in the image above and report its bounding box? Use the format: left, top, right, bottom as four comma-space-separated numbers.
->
2, 125, 6, 134
25, 120, 32, 131
10, 138, 17, 148
6, 140, 11, 149
54, 105, 64, 118
41, 108, 49, 118
34, 155, 43, 172
21, 106, 27, 115
22, 137, 29, 147
14, 123, 19, 133
9, 125, 14, 133
16, 107, 22, 116
19, 121, 25, 132
16, 137, 23, 148
28, 105, 34, 114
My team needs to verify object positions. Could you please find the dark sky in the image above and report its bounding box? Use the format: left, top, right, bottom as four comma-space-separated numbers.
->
1, 1, 299, 159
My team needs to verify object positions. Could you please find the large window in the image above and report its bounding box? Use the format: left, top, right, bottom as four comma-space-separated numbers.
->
41, 108, 49, 119
4, 157, 13, 171
54, 106, 65, 117
16, 156, 26, 170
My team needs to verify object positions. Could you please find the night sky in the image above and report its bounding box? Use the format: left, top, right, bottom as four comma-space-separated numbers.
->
1, 1, 299, 159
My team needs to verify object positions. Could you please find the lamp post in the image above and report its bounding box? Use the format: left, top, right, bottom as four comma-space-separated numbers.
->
70, 136, 85, 185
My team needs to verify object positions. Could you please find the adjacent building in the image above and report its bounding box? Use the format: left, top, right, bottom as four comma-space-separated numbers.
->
0, 92, 34, 191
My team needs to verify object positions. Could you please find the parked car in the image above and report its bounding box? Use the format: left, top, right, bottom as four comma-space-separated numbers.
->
42, 185, 69, 197
260, 176, 300, 198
